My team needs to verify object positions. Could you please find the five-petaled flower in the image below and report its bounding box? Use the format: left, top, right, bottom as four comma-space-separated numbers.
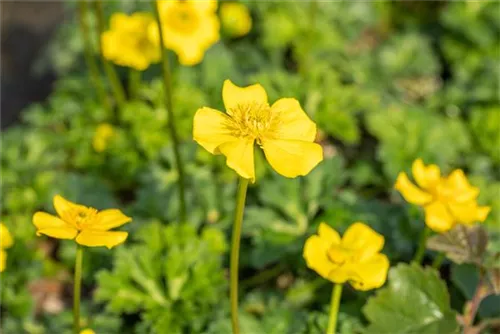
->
395, 159, 490, 233
303, 222, 389, 291
0, 223, 14, 272
152, 0, 220, 66
33, 195, 132, 249
101, 12, 160, 70
193, 80, 323, 182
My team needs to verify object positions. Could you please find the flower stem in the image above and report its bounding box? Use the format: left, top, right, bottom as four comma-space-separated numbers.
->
73, 245, 83, 334
326, 283, 343, 334
413, 226, 431, 264
151, 0, 187, 222
78, 0, 109, 111
128, 69, 141, 100
230, 177, 249, 334
432, 252, 445, 270
93, 0, 126, 107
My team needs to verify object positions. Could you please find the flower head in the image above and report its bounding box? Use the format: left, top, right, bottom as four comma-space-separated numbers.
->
33, 195, 131, 249
93, 123, 115, 153
395, 159, 490, 232
102, 12, 160, 70
303, 222, 389, 291
152, 0, 220, 65
0, 223, 14, 272
193, 80, 323, 182
220, 2, 252, 38
80, 329, 96, 334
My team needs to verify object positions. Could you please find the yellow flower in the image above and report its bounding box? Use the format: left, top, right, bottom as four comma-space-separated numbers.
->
153, 0, 220, 66
395, 159, 490, 233
101, 12, 160, 70
303, 222, 389, 291
0, 223, 14, 273
93, 123, 115, 153
80, 330, 95, 334
193, 80, 323, 182
33, 195, 131, 249
220, 3, 252, 38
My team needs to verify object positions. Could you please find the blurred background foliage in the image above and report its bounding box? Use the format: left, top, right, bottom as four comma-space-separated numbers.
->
1, 1, 499, 333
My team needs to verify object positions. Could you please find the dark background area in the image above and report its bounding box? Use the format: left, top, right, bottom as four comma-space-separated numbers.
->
1, 1, 64, 129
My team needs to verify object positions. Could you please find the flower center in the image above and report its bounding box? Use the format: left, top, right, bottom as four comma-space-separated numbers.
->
327, 245, 354, 265
166, 5, 199, 34
67, 207, 98, 230
226, 103, 281, 144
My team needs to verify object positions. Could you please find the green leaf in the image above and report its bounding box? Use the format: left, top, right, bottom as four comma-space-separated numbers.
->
363, 263, 459, 334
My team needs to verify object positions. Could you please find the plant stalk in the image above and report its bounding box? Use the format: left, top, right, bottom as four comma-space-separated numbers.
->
326, 283, 343, 334
413, 226, 431, 264
73, 245, 83, 334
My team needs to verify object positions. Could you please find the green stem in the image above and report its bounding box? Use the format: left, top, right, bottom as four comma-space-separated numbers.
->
240, 263, 286, 290
151, 0, 187, 222
128, 69, 141, 100
230, 177, 250, 334
432, 252, 445, 269
73, 245, 83, 334
326, 283, 343, 334
412, 226, 431, 264
78, 0, 109, 111
93, 0, 126, 107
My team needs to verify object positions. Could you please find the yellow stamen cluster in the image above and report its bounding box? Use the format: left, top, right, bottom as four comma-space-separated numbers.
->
225, 103, 281, 143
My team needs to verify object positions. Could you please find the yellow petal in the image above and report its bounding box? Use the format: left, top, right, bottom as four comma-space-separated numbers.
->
318, 222, 341, 246
176, 42, 205, 66
193, 107, 238, 154
349, 253, 390, 291
341, 222, 384, 261
327, 264, 358, 284
424, 201, 455, 232
94, 209, 132, 231
412, 159, 441, 191
33, 212, 76, 233
445, 169, 479, 202
216, 138, 255, 182
110, 13, 129, 30
53, 195, 85, 220
80, 329, 96, 334
271, 98, 316, 142
76, 230, 128, 249
448, 201, 491, 225
0, 250, 6, 273
303, 235, 336, 279
394, 172, 433, 205
0, 223, 13, 249
262, 139, 323, 178
37, 227, 79, 240
187, 0, 218, 13
222, 80, 268, 112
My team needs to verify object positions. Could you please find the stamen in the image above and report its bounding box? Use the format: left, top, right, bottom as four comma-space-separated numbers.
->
225, 102, 281, 141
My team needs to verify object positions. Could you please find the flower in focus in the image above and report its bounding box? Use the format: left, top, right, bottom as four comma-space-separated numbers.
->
33, 195, 131, 249
80, 330, 96, 334
395, 159, 490, 232
220, 2, 252, 38
193, 80, 323, 182
0, 223, 14, 272
101, 12, 160, 70
93, 123, 115, 153
152, 0, 220, 65
303, 222, 389, 291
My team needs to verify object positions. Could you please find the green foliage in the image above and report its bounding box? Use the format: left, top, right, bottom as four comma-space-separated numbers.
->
95, 223, 227, 333
363, 263, 459, 334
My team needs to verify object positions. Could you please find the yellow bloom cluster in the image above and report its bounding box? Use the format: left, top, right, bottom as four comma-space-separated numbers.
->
395, 159, 490, 232
220, 3, 252, 38
101, 13, 160, 70
303, 222, 389, 291
193, 80, 323, 182
93, 123, 115, 153
154, 0, 220, 66
33, 195, 131, 249
0, 223, 13, 272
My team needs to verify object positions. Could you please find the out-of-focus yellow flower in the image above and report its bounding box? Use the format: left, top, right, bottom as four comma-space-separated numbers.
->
101, 12, 160, 70
0, 223, 14, 273
80, 329, 96, 334
220, 2, 252, 38
152, 0, 220, 66
395, 159, 490, 233
303, 222, 389, 291
93, 123, 115, 153
33, 195, 131, 249
193, 80, 323, 182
